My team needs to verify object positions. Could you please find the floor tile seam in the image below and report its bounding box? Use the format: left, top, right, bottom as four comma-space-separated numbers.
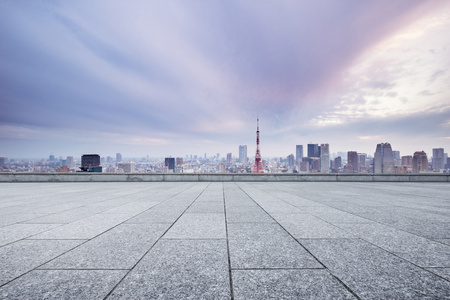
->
230, 267, 326, 271
223, 182, 235, 300
226, 221, 277, 224
235, 183, 328, 271
24, 238, 89, 241
35, 268, 131, 271
101, 182, 212, 300
160, 238, 227, 240
325, 269, 362, 300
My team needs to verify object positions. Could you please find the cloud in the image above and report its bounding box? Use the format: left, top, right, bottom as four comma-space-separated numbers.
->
417, 90, 434, 96
1, 1, 450, 158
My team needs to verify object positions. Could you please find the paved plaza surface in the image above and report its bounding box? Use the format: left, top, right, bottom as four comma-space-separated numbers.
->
0, 182, 449, 299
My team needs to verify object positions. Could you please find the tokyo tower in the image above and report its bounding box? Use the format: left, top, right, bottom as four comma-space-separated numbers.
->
252, 117, 264, 173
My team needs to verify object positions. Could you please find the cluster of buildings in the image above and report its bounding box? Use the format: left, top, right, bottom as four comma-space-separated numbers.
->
0, 144, 448, 174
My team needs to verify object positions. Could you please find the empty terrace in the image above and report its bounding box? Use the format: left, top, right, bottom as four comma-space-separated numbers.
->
0, 181, 449, 299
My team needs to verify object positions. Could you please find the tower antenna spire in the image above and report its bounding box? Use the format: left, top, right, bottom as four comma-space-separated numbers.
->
253, 117, 264, 173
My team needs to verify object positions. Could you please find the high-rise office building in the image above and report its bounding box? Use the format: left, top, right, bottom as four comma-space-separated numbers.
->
176, 157, 184, 166
412, 151, 429, 173
165, 157, 175, 172
392, 150, 401, 166
66, 156, 74, 169
432, 148, 445, 171
374, 143, 395, 173
401, 155, 413, 166
116, 153, 122, 163
227, 153, 232, 164
118, 161, 136, 173
334, 156, 342, 169
358, 153, 367, 168
287, 154, 295, 166
239, 145, 247, 164
80, 154, 101, 172
308, 144, 320, 158
0, 157, 4, 169
81, 154, 100, 168
347, 151, 359, 173
296, 145, 303, 161
320, 144, 330, 173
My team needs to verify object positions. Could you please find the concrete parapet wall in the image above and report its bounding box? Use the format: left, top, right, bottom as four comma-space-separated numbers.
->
0, 173, 449, 182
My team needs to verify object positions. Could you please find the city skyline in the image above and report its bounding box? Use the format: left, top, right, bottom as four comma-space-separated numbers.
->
1, 1, 450, 158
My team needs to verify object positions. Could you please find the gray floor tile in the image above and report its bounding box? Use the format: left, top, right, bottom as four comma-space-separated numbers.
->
0, 223, 62, 246
186, 201, 224, 213
229, 238, 321, 269
31, 214, 131, 239
108, 239, 230, 299
0, 214, 46, 227
226, 210, 275, 223
125, 209, 183, 223
337, 223, 450, 267
0, 239, 84, 285
164, 213, 226, 239
101, 201, 160, 214
41, 223, 169, 269
232, 269, 356, 299
0, 270, 126, 300
272, 214, 354, 239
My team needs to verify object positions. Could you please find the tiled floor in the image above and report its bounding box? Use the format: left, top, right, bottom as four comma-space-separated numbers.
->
0, 182, 449, 299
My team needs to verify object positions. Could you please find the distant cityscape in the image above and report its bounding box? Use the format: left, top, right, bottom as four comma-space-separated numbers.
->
0, 143, 448, 174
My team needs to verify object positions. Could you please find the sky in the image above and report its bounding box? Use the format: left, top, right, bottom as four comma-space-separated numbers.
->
1, 0, 450, 159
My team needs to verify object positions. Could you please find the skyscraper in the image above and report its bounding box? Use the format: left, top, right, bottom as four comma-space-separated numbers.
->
165, 157, 175, 172
358, 153, 367, 168
401, 155, 413, 166
239, 145, 247, 164
374, 143, 395, 174
320, 144, 330, 173
296, 145, 303, 161
432, 148, 445, 171
347, 151, 359, 173
227, 153, 232, 164
81, 154, 100, 168
80, 154, 102, 172
0, 157, 4, 169
412, 151, 429, 173
118, 161, 136, 173
334, 156, 342, 169
116, 153, 122, 163
66, 156, 74, 169
287, 154, 295, 166
307, 144, 320, 158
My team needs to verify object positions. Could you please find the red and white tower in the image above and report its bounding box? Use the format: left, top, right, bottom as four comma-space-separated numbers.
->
253, 117, 264, 173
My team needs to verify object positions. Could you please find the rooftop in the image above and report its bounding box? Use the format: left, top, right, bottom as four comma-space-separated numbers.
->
0, 182, 449, 299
